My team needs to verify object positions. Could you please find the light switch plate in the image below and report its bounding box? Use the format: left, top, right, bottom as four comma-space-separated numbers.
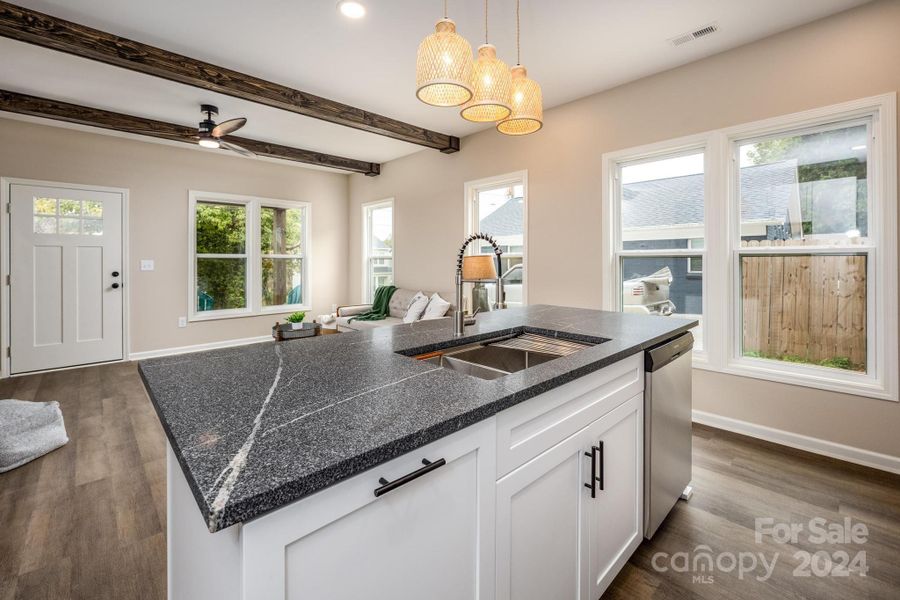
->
140, 259, 155, 271
178, 316, 187, 328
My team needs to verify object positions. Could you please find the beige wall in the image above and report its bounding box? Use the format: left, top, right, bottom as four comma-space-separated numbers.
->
348, 0, 900, 458
0, 118, 349, 353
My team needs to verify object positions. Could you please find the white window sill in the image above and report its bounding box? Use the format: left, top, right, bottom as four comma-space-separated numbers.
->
189, 305, 312, 323
691, 357, 897, 402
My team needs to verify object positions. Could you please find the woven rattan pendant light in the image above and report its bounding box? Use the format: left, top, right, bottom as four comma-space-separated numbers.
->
416, 0, 474, 107
460, 0, 511, 122
498, 0, 542, 135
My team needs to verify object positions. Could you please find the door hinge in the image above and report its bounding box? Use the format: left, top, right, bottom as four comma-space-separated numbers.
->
5, 274, 9, 285
6, 347, 10, 358
5, 203, 9, 214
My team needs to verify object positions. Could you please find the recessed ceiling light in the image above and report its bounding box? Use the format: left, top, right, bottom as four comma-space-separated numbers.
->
337, 1, 366, 19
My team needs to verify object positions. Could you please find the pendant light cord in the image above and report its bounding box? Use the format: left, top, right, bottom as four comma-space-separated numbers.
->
443, 0, 447, 19
516, 0, 521, 65
484, 0, 489, 45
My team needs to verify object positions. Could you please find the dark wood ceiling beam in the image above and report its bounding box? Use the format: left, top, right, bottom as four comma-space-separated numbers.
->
0, 89, 381, 176
0, 1, 459, 153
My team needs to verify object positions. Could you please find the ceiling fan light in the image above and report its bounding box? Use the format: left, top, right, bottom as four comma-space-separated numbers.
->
460, 44, 511, 123
198, 136, 220, 149
416, 18, 474, 107
497, 65, 542, 135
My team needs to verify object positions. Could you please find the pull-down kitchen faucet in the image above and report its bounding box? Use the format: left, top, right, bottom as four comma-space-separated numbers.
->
454, 233, 504, 336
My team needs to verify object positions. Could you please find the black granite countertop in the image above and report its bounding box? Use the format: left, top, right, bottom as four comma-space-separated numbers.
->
139, 305, 696, 532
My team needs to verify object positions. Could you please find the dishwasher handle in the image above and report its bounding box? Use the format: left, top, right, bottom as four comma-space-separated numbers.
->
645, 332, 694, 372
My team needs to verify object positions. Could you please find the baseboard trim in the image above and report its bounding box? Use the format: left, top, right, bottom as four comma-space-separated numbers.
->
129, 335, 271, 361
692, 409, 900, 475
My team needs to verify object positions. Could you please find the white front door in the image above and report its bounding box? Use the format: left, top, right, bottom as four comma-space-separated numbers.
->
9, 183, 124, 374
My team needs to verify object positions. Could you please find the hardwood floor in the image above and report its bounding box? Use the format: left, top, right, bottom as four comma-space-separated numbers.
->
0, 363, 166, 600
1, 362, 898, 599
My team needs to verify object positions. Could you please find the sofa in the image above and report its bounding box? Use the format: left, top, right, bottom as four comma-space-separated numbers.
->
335, 288, 456, 332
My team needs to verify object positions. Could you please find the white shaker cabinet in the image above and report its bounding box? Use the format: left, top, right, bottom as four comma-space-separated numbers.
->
495, 393, 643, 600
239, 419, 496, 600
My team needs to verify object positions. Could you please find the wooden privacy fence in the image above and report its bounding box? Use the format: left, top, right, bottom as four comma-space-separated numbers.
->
740, 243, 867, 370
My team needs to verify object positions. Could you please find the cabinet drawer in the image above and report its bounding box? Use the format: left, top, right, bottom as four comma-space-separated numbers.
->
495, 353, 643, 477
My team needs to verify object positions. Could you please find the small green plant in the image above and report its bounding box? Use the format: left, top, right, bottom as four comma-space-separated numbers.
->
285, 311, 306, 324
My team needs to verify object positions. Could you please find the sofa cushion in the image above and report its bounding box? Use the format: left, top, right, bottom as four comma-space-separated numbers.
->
404, 292, 429, 323
336, 316, 404, 331
388, 288, 420, 319
422, 293, 451, 320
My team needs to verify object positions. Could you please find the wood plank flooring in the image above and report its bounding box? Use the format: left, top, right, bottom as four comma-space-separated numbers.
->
1, 362, 898, 599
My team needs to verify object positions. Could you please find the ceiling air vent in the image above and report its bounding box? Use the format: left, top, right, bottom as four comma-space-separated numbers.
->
669, 23, 719, 47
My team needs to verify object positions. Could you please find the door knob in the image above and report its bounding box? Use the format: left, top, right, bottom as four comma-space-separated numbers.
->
111, 283, 120, 289
112, 271, 120, 277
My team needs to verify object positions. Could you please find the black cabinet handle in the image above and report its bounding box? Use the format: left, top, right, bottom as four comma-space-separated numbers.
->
597, 440, 604, 491
374, 458, 446, 497
584, 441, 604, 498
111, 282, 120, 289
112, 271, 120, 277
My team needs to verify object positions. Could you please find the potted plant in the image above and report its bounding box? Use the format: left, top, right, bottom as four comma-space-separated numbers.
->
286, 311, 306, 330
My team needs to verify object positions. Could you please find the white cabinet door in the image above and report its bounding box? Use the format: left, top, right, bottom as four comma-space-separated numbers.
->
583, 394, 643, 599
241, 420, 496, 600
496, 394, 642, 600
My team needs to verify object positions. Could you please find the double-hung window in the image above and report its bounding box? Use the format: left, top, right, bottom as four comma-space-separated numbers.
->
362, 199, 394, 302
189, 192, 310, 320
603, 94, 897, 400
611, 150, 707, 351
464, 171, 528, 311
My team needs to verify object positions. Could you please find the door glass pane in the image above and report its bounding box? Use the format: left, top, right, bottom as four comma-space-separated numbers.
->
33, 216, 57, 234
33, 198, 57, 215
196, 202, 246, 254
196, 258, 247, 311
59, 198, 81, 217
262, 258, 303, 306
475, 184, 524, 307
261, 206, 303, 255
83, 200, 103, 218
738, 123, 868, 246
741, 254, 866, 372
621, 153, 704, 250
621, 257, 703, 349
59, 218, 81, 234
82, 219, 103, 236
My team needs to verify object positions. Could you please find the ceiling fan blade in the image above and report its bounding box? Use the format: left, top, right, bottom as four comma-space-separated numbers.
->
211, 117, 247, 138
220, 140, 256, 158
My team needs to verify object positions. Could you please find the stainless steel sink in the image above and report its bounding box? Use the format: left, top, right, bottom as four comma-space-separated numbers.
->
417, 332, 595, 380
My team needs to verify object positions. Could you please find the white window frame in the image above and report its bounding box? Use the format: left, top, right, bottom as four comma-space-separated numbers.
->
602, 94, 897, 401
188, 191, 311, 322
602, 140, 711, 359
464, 170, 529, 307
362, 198, 394, 303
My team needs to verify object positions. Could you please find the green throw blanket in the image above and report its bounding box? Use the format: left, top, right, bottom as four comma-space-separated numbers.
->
349, 285, 397, 322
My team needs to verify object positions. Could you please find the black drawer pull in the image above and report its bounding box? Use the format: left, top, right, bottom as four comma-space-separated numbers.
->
584, 441, 604, 498
374, 458, 446, 497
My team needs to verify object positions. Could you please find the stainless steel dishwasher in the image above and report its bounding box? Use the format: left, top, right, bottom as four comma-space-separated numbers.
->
644, 331, 694, 539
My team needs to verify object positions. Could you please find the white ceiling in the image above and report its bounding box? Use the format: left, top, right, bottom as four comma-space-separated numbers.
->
0, 0, 872, 167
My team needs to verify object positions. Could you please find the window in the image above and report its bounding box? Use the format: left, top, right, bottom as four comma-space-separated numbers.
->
614, 151, 706, 350
603, 94, 897, 400
189, 192, 310, 320
362, 200, 393, 302
465, 172, 527, 311
33, 197, 104, 235
736, 121, 871, 373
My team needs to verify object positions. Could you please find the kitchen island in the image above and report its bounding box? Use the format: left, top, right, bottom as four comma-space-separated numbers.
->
139, 305, 696, 600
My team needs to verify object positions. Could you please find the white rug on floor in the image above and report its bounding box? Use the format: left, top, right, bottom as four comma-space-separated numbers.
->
0, 399, 69, 473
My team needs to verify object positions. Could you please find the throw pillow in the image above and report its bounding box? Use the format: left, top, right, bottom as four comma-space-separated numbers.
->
422, 293, 451, 320
404, 292, 429, 323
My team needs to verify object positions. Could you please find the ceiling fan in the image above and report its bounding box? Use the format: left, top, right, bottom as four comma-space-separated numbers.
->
196, 104, 254, 157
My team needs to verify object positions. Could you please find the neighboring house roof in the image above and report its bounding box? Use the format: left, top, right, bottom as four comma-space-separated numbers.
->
479, 197, 524, 237
622, 161, 798, 229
